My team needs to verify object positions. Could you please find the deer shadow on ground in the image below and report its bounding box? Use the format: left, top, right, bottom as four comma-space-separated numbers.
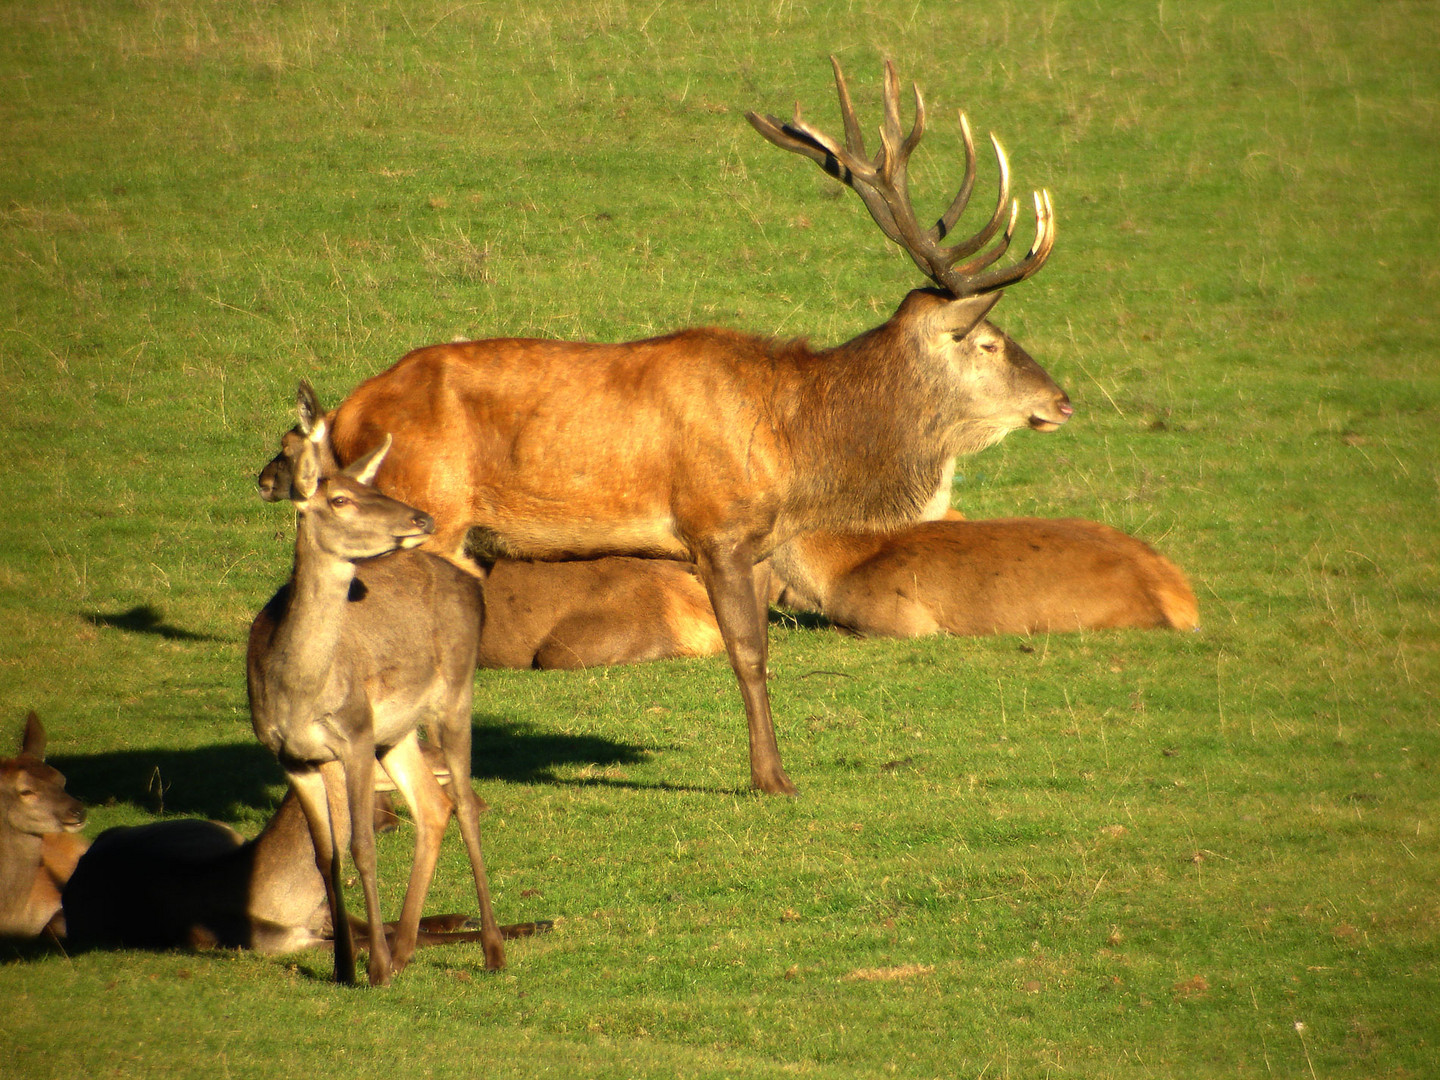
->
82, 604, 222, 643
48, 716, 723, 821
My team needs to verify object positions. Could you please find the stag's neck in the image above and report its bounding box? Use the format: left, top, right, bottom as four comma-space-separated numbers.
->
264, 535, 358, 709
785, 319, 956, 531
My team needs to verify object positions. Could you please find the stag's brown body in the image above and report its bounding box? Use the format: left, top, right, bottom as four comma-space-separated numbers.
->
329, 300, 1065, 566
771, 518, 1199, 638
315, 59, 1071, 794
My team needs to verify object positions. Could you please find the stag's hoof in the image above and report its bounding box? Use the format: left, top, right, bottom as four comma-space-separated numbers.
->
752, 771, 799, 797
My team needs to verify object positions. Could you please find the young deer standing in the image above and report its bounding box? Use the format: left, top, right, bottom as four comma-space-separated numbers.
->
246, 415, 504, 986
317, 60, 1071, 794
770, 517, 1199, 637
0, 713, 88, 939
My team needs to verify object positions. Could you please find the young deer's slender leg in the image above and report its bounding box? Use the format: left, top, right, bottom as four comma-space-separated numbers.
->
289, 765, 357, 985
378, 732, 454, 975
338, 733, 393, 987
697, 543, 795, 797
436, 708, 505, 970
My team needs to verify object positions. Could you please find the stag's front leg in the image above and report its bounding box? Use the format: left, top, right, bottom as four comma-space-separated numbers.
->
378, 732, 454, 975
696, 542, 796, 797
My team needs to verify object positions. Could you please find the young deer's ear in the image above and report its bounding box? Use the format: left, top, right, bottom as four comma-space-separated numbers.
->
345, 434, 393, 487
20, 711, 45, 760
293, 437, 323, 500
296, 381, 324, 436
938, 292, 1004, 339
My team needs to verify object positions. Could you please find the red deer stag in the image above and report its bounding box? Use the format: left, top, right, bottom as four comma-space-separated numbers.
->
63, 742, 549, 954
319, 59, 1070, 794
770, 517, 1199, 637
246, 414, 504, 986
0, 713, 88, 939
259, 385, 725, 670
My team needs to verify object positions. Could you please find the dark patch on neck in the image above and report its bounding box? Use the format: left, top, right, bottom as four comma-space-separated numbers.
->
348, 578, 369, 602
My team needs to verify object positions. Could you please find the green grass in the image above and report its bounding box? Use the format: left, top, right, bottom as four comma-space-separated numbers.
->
1, 1, 1437, 1076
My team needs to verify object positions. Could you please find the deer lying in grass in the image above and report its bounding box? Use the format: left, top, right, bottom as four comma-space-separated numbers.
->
770, 517, 1199, 637
246, 414, 504, 986
63, 742, 547, 954
0, 713, 87, 939
259, 391, 724, 670
304, 59, 1072, 794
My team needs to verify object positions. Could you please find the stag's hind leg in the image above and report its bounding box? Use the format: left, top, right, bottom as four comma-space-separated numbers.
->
378, 732, 455, 975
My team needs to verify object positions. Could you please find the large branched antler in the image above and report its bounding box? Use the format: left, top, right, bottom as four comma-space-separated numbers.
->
745, 57, 1055, 298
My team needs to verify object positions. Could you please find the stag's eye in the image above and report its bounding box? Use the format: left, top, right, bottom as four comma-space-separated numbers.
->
978, 340, 1000, 354
329, 495, 351, 509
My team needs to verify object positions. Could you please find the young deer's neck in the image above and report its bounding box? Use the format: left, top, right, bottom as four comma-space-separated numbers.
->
267, 522, 359, 705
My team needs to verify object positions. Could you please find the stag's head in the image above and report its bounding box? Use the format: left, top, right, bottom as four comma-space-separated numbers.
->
748, 58, 1072, 450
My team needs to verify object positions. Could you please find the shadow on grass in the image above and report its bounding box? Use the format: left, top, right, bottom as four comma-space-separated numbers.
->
83, 604, 220, 642
48, 717, 722, 819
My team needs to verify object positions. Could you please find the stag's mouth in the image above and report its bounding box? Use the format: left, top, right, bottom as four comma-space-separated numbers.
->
1028, 400, 1074, 432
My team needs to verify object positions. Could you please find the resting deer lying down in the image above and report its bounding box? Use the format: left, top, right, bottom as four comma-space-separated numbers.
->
258, 391, 724, 671
476, 556, 724, 670
63, 742, 548, 954
0, 713, 87, 939
308, 59, 1073, 794
770, 517, 1198, 637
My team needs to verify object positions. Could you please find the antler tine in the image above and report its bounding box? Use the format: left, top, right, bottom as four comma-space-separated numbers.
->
935, 112, 978, 241
935, 132, 1013, 264
830, 55, 870, 165
950, 189, 1056, 295
750, 59, 1056, 298
948, 198, 1021, 279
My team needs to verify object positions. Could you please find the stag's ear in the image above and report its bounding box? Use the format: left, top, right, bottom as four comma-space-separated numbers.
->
293, 437, 323, 500
296, 381, 323, 435
20, 711, 45, 760
345, 434, 393, 487
938, 292, 1004, 339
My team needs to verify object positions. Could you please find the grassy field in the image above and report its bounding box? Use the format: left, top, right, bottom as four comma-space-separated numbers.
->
2, 0, 1437, 1076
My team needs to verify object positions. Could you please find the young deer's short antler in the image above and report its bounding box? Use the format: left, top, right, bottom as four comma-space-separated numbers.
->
746, 57, 1055, 297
